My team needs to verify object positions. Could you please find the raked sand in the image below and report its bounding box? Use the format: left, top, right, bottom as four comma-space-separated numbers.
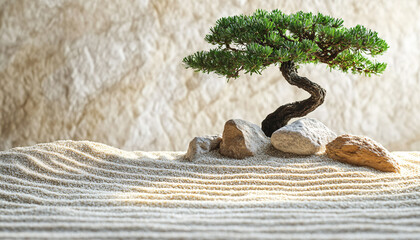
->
0, 140, 420, 239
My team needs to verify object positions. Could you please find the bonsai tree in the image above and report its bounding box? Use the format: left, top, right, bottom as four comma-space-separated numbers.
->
183, 9, 388, 137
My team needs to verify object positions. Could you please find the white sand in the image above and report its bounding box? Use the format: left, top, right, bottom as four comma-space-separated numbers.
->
0, 140, 420, 239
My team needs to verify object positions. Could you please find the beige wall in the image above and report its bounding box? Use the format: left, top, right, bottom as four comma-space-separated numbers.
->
0, 0, 419, 151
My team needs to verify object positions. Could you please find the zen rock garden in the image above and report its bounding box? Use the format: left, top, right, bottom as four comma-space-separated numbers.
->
183, 10, 399, 173
185, 118, 400, 173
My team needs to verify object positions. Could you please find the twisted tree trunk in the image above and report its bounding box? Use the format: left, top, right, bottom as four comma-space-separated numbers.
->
261, 61, 326, 137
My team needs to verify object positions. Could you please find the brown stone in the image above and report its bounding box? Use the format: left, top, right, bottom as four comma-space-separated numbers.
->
219, 119, 270, 159
326, 134, 400, 172
185, 135, 222, 161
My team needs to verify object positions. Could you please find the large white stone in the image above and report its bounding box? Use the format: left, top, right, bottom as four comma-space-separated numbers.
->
219, 119, 270, 159
185, 135, 222, 161
271, 118, 337, 155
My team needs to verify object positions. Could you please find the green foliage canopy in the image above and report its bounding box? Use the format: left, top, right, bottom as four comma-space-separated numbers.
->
183, 9, 389, 79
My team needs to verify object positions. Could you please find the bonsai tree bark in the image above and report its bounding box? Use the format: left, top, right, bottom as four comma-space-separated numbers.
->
183, 10, 388, 137
261, 60, 326, 137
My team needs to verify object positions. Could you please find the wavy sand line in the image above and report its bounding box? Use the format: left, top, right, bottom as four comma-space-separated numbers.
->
0, 140, 419, 239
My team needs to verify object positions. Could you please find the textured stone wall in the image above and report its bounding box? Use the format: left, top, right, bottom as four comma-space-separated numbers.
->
0, 0, 419, 151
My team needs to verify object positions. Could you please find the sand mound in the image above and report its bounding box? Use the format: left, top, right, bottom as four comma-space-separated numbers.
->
1, 140, 420, 239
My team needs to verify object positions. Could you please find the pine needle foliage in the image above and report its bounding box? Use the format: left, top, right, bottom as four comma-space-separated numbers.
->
183, 9, 389, 79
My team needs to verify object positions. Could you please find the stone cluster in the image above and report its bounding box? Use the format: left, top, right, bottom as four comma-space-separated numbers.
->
185, 118, 400, 172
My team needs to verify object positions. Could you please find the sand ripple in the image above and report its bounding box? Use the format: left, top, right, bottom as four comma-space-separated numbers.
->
1, 140, 420, 239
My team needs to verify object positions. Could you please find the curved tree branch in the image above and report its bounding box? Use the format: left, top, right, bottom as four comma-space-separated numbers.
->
261, 61, 326, 137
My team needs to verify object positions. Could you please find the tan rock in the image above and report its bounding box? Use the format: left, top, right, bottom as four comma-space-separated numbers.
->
219, 119, 270, 159
326, 134, 400, 172
185, 135, 222, 161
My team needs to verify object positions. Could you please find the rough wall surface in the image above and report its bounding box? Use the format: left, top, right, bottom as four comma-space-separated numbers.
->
0, 0, 419, 151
